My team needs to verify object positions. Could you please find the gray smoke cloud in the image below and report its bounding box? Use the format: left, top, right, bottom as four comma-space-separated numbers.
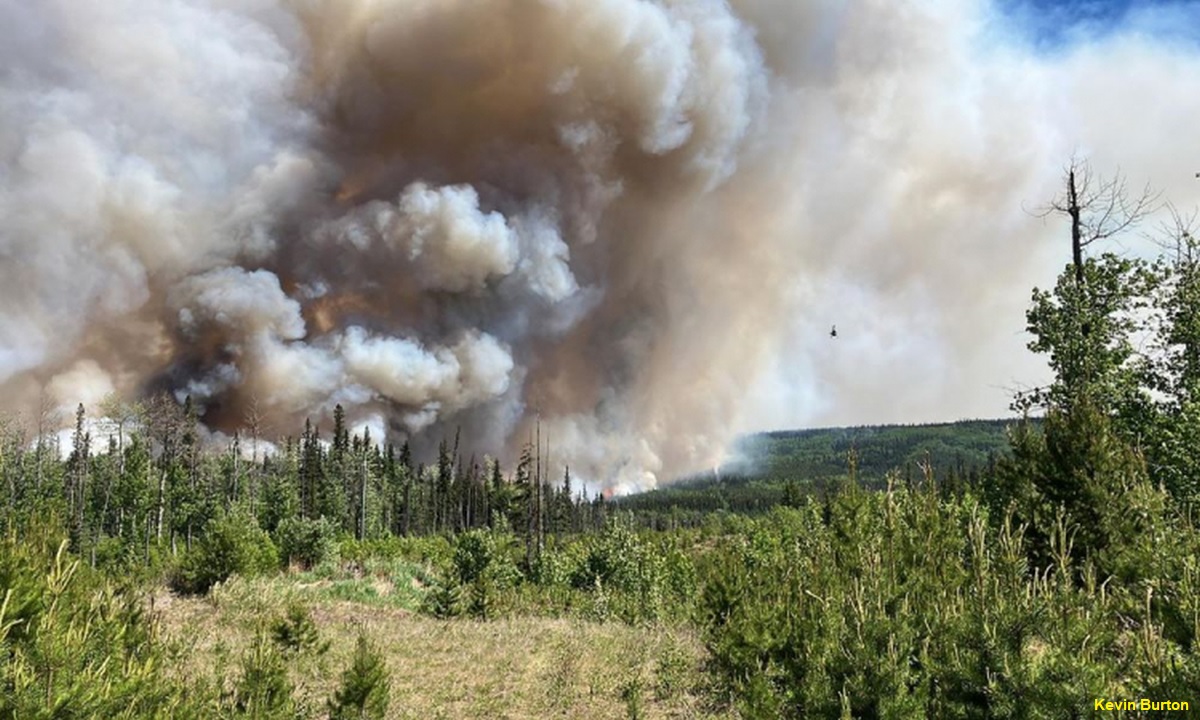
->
2, 0, 1200, 493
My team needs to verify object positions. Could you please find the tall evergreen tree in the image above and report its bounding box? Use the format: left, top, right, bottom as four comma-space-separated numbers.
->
66, 403, 89, 553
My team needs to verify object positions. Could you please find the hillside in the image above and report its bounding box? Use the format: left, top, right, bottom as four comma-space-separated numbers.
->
616, 418, 1024, 518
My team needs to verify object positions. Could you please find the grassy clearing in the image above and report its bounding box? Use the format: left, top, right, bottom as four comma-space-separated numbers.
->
154, 570, 733, 720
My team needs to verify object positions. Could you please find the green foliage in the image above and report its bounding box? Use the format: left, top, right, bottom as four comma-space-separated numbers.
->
990, 400, 1171, 579
269, 602, 330, 656
453, 529, 520, 586
0, 531, 202, 719
423, 572, 464, 619
1017, 208, 1200, 508
228, 632, 295, 718
328, 634, 391, 720
452, 529, 521, 618
172, 511, 279, 595
274, 515, 339, 569
619, 672, 645, 720
698, 484, 1200, 719
653, 639, 691, 701
340, 534, 454, 571
1021, 253, 1155, 416
569, 517, 696, 623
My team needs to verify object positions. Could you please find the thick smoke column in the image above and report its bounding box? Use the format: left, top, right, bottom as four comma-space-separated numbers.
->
2, 0, 1200, 492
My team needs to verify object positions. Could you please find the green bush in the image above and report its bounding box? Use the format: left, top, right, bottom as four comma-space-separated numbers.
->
447, 529, 522, 618
172, 512, 278, 595
571, 520, 644, 593
568, 520, 695, 623
453, 529, 521, 586
275, 515, 339, 569
340, 534, 454, 571
423, 572, 464, 619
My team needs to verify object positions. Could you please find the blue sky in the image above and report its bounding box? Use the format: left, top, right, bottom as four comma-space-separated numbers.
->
1001, 0, 1200, 49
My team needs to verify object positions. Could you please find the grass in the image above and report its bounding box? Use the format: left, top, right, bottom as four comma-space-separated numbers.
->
153, 567, 733, 719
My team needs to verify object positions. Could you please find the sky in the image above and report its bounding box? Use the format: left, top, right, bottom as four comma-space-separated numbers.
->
1007, 0, 1145, 43
1006, 0, 1200, 51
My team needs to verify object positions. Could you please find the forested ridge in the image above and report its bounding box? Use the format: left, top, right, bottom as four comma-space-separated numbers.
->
616, 419, 1020, 521
3, 164, 1200, 717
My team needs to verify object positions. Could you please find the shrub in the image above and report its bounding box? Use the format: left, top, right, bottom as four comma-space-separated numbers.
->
570, 520, 644, 593
449, 529, 522, 618
698, 482, 1200, 719
172, 512, 278, 595
569, 520, 695, 623
453, 529, 521, 586
423, 572, 463, 619
619, 673, 645, 720
275, 515, 339, 569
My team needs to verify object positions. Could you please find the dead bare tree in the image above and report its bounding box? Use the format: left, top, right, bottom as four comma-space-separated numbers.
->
1039, 158, 1159, 286
1152, 202, 1200, 263
99, 393, 143, 477
34, 391, 61, 495
243, 394, 268, 516
144, 393, 187, 544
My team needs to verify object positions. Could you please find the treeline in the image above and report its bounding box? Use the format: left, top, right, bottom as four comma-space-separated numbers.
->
616, 419, 1017, 524
742, 419, 1014, 483
0, 400, 607, 576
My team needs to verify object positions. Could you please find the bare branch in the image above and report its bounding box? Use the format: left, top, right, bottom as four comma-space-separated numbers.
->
1149, 202, 1200, 263
1038, 158, 1161, 245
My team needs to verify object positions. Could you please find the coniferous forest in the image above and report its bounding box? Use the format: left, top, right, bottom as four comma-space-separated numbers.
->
4, 166, 1200, 718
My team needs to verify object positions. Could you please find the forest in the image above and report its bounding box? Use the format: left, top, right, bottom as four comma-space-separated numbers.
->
3, 164, 1200, 718
615, 419, 1018, 522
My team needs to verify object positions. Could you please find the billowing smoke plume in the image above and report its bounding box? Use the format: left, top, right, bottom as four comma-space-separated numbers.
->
2, 0, 1200, 492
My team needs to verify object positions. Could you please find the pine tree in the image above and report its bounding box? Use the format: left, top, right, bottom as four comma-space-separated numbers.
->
399, 441, 413, 536
232, 633, 295, 718
515, 442, 534, 565
300, 419, 322, 520
332, 404, 352, 531
356, 428, 371, 540
328, 634, 391, 720
435, 437, 453, 533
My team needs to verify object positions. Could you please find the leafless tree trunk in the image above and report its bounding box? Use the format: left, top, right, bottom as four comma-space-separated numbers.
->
244, 394, 265, 515
34, 392, 60, 496
1042, 158, 1159, 287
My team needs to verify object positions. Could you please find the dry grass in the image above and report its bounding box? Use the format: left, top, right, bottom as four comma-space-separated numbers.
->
153, 575, 735, 720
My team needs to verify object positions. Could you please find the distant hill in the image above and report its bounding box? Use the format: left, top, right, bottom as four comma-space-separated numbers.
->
616, 418, 1026, 519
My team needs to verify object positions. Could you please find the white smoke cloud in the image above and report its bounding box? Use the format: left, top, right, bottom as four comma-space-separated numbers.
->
339, 327, 514, 416
46, 360, 117, 415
